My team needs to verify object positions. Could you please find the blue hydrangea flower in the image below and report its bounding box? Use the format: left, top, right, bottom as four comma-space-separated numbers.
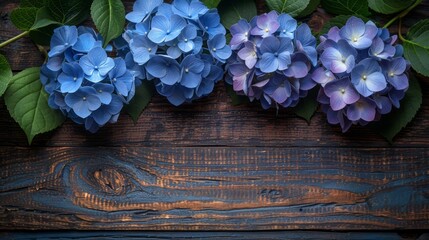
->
277, 14, 297, 38
198, 9, 226, 38
118, 0, 230, 106
180, 55, 205, 88
172, 0, 208, 20
146, 56, 181, 85
313, 16, 410, 132
258, 36, 293, 73
126, 0, 163, 23
225, 12, 317, 109
57, 62, 84, 93
177, 25, 200, 53
41, 26, 138, 132
148, 14, 186, 44
64, 86, 101, 118
129, 35, 157, 65
49, 26, 78, 57
208, 34, 232, 63
79, 47, 115, 83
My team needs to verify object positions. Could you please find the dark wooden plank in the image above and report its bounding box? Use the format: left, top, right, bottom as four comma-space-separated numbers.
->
0, 79, 428, 147
1, 147, 428, 230
0, 231, 424, 240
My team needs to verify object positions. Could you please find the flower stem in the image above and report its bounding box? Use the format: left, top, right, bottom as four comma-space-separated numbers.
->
0, 31, 30, 48
398, 19, 407, 43
36, 44, 48, 61
383, 0, 423, 28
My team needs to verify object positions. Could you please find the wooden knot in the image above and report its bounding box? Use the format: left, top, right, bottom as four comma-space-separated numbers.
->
91, 167, 129, 195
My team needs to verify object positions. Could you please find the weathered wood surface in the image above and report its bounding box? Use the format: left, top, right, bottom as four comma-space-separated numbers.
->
0, 0, 429, 233
1, 147, 428, 230
1, 231, 427, 240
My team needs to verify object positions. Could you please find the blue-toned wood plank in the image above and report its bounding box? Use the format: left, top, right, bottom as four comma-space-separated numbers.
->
1, 147, 428, 230
1, 231, 423, 240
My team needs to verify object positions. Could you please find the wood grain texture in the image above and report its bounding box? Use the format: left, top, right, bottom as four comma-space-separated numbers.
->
0, 231, 425, 240
0, 0, 429, 233
0, 79, 426, 147
1, 147, 428, 230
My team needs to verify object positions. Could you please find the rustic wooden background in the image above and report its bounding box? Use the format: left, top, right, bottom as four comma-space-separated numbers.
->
0, 0, 428, 238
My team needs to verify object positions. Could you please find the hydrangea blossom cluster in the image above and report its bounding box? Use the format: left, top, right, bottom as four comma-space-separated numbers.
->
225, 11, 318, 109
116, 0, 230, 106
314, 16, 409, 132
41, 26, 136, 132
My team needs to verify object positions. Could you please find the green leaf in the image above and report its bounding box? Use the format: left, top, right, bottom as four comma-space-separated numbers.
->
91, 0, 125, 47
218, 0, 257, 29
10, 7, 38, 31
266, 0, 310, 17
403, 19, 429, 77
29, 24, 58, 46
4, 68, 65, 144
226, 84, 250, 106
298, 0, 321, 17
46, 0, 91, 25
319, 15, 370, 35
368, 0, 414, 14
293, 89, 318, 124
321, 0, 370, 16
31, 7, 60, 30
20, 0, 46, 8
202, 0, 221, 9
124, 81, 155, 124
0, 54, 12, 97
377, 76, 422, 143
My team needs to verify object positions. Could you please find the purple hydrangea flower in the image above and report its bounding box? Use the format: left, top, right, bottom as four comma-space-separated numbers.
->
339, 16, 378, 49
119, 0, 229, 106
383, 58, 409, 90
41, 26, 138, 132
250, 11, 280, 38
312, 16, 410, 132
320, 39, 357, 74
238, 42, 258, 69
324, 78, 360, 111
225, 12, 317, 109
230, 19, 251, 47
351, 59, 387, 97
